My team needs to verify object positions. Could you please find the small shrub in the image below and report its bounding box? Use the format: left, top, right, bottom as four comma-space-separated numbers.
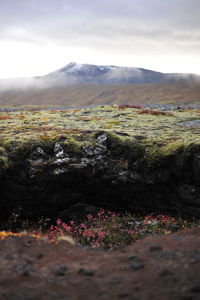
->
0, 116, 12, 120
138, 109, 173, 116
48, 210, 200, 249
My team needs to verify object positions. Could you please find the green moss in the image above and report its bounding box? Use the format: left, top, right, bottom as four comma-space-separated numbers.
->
63, 136, 83, 156
1, 105, 200, 169
106, 132, 143, 160
0, 147, 9, 168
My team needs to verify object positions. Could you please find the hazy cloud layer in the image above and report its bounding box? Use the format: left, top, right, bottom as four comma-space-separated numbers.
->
0, 0, 200, 77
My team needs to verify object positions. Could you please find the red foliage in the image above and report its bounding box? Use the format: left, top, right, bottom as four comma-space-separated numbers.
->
128, 104, 144, 109
0, 116, 12, 120
118, 104, 127, 109
118, 104, 144, 110
18, 115, 25, 120
138, 109, 173, 116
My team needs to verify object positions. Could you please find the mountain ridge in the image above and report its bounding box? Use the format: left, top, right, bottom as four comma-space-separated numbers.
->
0, 62, 200, 92
0, 62, 200, 106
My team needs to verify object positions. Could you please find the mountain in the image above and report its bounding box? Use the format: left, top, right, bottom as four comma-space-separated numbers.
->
43, 62, 167, 85
0, 62, 200, 92
43, 62, 200, 85
0, 63, 200, 106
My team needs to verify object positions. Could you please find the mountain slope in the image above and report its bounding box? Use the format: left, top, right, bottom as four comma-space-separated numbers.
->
0, 63, 200, 106
43, 62, 167, 85
0, 81, 200, 106
0, 62, 200, 93
44, 62, 200, 85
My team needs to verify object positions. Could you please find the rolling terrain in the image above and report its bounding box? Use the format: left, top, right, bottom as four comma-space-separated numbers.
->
0, 81, 200, 106
0, 62, 200, 106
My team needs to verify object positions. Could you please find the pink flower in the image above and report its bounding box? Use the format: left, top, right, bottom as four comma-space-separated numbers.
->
127, 230, 135, 234
84, 230, 95, 239
57, 219, 62, 225
98, 231, 107, 240
61, 224, 71, 232
80, 223, 87, 229
86, 214, 94, 221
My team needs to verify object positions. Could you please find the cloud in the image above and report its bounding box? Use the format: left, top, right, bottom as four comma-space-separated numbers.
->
0, 0, 199, 76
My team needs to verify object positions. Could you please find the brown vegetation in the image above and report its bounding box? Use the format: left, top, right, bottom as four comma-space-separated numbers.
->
0, 81, 200, 106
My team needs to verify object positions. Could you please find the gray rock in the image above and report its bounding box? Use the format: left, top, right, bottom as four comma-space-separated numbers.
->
149, 244, 162, 252
30, 158, 44, 166
52, 168, 68, 175
190, 282, 200, 293
30, 147, 46, 160
36, 147, 45, 155
118, 170, 130, 183
94, 146, 107, 155
78, 268, 94, 276
96, 133, 107, 144
81, 157, 96, 166
130, 172, 141, 181
83, 145, 94, 156
159, 268, 173, 277
128, 253, 139, 260
51, 158, 70, 166
104, 277, 121, 285
54, 142, 63, 153
177, 120, 200, 127
54, 143, 67, 158
55, 264, 68, 276
130, 261, 144, 270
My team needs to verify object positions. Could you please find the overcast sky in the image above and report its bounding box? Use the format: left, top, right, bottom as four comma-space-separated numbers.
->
0, 0, 200, 78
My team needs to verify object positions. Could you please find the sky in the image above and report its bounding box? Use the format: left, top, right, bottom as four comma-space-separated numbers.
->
0, 0, 200, 78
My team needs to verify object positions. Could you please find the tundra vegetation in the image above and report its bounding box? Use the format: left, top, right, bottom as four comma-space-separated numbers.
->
0, 104, 200, 247
1, 104, 200, 167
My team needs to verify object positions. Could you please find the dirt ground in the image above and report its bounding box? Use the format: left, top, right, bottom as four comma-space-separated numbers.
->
0, 228, 200, 300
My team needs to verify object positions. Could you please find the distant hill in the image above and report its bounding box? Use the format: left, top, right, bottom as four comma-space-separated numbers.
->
0, 62, 200, 106
0, 81, 200, 106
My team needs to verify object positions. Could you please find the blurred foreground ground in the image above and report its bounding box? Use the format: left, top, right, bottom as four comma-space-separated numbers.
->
0, 227, 199, 300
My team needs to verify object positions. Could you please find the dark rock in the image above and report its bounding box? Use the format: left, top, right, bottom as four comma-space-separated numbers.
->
83, 145, 94, 156
78, 268, 94, 276
55, 264, 68, 276
118, 292, 130, 298
130, 261, 144, 270
128, 253, 138, 260
104, 277, 121, 285
161, 251, 176, 259
186, 250, 200, 263
159, 268, 173, 277
59, 203, 98, 222
190, 284, 200, 293
30, 147, 46, 160
179, 294, 194, 300
36, 253, 44, 259
93, 146, 107, 155
149, 244, 162, 252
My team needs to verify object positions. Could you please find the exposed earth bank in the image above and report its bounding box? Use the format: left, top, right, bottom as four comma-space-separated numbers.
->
0, 227, 200, 300
1, 131, 200, 226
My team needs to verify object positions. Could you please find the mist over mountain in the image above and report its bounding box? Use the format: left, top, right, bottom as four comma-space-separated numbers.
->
0, 62, 200, 92
0, 62, 200, 106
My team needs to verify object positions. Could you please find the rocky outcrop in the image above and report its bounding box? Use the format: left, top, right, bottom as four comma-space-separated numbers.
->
1, 132, 200, 224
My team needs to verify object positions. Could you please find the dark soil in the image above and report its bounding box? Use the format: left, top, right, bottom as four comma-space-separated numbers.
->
0, 227, 200, 300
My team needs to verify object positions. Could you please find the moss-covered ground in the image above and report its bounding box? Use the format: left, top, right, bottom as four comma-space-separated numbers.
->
1, 105, 200, 170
